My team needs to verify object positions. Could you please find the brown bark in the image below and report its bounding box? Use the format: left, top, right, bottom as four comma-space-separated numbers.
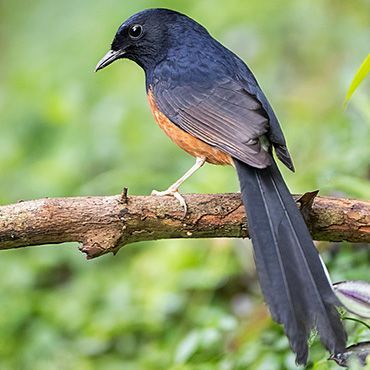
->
0, 192, 368, 259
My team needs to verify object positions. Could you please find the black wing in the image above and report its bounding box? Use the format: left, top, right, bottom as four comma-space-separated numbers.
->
152, 74, 293, 170
152, 77, 273, 168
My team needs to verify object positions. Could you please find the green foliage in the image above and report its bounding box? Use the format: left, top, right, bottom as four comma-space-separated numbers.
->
0, 0, 369, 369
345, 54, 370, 105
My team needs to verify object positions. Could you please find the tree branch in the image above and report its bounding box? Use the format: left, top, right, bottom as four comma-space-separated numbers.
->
0, 192, 369, 259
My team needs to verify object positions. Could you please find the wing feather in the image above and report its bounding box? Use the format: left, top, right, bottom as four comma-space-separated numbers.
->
154, 79, 272, 168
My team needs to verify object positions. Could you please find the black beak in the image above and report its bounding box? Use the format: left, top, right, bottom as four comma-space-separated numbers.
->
95, 49, 125, 72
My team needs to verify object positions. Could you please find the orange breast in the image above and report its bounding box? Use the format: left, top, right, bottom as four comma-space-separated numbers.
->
147, 90, 232, 166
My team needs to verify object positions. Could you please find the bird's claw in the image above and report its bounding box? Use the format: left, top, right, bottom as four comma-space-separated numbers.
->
151, 188, 188, 216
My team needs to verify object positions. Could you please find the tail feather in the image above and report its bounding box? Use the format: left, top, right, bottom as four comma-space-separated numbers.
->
234, 158, 346, 365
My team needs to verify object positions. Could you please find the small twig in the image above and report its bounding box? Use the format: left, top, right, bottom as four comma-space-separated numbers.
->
342, 317, 370, 331
120, 187, 129, 204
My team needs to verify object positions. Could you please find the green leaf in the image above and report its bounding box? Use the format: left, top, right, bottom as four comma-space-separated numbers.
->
175, 331, 200, 364
333, 281, 370, 318
344, 54, 370, 106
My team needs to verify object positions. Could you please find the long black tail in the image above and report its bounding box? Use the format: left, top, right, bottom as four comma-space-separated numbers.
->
234, 158, 346, 365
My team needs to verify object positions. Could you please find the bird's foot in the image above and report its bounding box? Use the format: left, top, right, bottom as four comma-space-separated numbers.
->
151, 187, 187, 216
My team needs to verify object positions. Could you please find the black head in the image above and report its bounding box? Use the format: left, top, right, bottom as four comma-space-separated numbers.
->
95, 8, 209, 72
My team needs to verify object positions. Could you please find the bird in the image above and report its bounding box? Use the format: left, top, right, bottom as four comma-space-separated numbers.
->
95, 8, 347, 365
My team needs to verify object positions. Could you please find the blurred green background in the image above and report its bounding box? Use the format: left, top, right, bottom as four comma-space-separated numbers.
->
0, 0, 369, 369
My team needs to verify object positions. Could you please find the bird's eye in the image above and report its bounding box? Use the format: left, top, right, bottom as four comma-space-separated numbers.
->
128, 24, 143, 39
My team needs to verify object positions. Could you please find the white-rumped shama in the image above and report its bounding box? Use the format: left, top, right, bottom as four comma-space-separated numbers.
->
95, 8, 347, 365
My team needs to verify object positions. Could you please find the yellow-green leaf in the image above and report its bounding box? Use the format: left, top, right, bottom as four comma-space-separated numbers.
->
344, 54, 370, 105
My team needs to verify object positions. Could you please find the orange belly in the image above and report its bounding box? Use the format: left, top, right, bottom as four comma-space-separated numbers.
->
147, 90, 232, 165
